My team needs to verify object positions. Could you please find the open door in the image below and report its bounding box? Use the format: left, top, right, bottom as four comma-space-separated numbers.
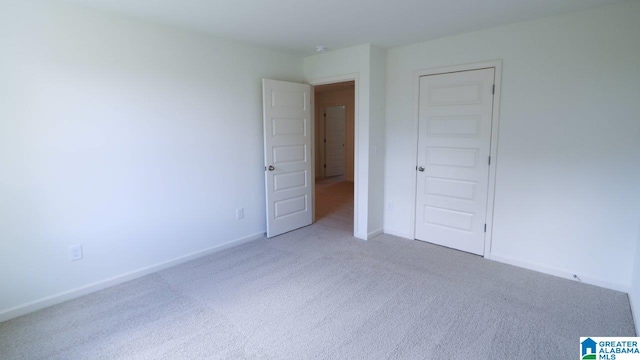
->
263, 79, 313, 238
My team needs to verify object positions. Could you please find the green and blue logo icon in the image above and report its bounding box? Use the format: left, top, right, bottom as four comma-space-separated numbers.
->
581, 338, 597, 360
581, 337, 640, 359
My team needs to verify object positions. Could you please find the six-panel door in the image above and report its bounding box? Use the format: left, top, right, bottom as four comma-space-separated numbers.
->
415, 68, 495, 255
263, 79, 313, 238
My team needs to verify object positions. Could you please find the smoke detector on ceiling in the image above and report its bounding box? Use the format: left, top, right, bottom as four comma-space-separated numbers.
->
315, 45, 327, 53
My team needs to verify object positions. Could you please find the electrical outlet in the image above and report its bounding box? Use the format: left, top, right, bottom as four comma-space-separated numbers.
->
69, 244, 83, 261
236, 208, 244, 219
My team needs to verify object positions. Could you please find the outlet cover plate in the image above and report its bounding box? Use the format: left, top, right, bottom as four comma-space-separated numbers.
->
69, 244, 83, 261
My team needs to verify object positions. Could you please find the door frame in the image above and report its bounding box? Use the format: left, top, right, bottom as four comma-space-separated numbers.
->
308, 74, 359, 238
410, 60, 502, 258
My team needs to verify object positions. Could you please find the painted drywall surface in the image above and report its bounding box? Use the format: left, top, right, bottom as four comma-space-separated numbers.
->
384, 1, 640, 289
0, 1, 303, 314
367, 46, 387, 235
315, 87, 355, 182
631, 223, 640, 334
304, 45, 371, 239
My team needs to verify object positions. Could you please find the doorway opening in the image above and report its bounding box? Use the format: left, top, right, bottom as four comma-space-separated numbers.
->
313, 81, 355, 231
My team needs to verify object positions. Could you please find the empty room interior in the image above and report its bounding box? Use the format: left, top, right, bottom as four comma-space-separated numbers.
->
1, 0, 639, 359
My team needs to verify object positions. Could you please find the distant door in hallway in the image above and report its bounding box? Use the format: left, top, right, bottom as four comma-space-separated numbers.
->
262, 79, 313, 238
415, 68, 495, 255
324, 106, 346, 177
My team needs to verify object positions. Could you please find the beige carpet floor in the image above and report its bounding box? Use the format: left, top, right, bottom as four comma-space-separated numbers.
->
0, 177, 635, 359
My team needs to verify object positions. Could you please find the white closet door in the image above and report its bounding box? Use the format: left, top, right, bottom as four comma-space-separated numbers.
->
415, 68, 495, 255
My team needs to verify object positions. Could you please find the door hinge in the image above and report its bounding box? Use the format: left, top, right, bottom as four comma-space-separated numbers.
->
324, 138, 326, 143
324, 164, 326, 168
484, 224, 487, 232
324, 113, 326, 117
488, 156, 491, 166
492, 84, 495, 94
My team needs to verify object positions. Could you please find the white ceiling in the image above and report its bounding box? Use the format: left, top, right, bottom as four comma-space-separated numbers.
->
62, 0, 625, 55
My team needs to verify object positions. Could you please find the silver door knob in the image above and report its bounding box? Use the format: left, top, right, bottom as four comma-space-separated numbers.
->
418, 166, 425, 172
268, 165, 275, 171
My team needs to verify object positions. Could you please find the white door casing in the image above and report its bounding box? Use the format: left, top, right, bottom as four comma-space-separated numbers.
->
415, 68, 495, 255
263, 79, 313, 238
324, 106, 346, 177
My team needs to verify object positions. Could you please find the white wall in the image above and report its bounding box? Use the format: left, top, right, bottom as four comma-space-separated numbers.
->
367, 46, 387, 236
304, 45, 386, 239
631, 224, 640, 334
0, 1, 303, 319
384, 1, 640, 291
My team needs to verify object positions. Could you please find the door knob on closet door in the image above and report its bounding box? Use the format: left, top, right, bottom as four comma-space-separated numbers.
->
268, 165, 275, 171
418, 166, 425, 172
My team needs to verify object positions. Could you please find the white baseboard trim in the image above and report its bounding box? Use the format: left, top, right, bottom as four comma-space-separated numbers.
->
367, 228, 384, 240
490, 253, 629, 293
382, 228, 412, 240
0, 232, 265, 323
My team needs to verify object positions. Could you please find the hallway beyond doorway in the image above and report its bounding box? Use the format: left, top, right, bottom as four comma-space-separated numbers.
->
315, 176, 353, 231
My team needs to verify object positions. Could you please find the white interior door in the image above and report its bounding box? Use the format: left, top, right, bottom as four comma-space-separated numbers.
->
324, 106, 346, 177
263, 79, 313, 238
415, 68, 495, 255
